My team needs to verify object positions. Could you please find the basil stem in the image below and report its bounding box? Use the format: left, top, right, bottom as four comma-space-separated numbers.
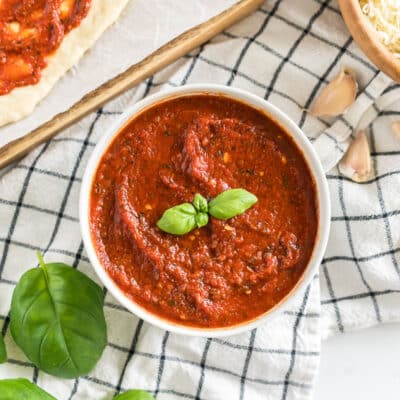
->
0, 333, 6, 364
157, 203, 197, 235
208, 189, 258, 220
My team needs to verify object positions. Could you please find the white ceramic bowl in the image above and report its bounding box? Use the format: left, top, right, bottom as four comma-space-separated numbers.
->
80, 84, 331, 337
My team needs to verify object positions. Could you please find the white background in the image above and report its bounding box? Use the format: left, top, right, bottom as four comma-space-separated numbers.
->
315, 324, 400, 399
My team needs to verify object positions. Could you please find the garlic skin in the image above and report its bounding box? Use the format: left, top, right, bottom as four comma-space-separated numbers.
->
339, 130, 373, 183
392, 121, 400, 139
310, 69, 358, 117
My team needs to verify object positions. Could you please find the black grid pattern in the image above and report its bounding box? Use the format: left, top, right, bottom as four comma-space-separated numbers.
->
320, 96, 400, 337
1, 0, 399, 399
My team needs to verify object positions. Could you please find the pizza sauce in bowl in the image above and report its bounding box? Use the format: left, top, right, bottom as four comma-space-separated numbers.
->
81, 85, 330, 336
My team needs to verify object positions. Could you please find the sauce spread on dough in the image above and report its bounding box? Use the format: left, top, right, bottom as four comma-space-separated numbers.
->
0, 0, 91, 95
90, 95, 318, 328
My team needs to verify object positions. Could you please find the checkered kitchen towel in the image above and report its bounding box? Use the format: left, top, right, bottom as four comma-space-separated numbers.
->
1, 0, 400, 399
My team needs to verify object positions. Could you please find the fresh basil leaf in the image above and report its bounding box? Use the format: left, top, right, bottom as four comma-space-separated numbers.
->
208, 188, 258, 220
113, 389, 155, 400
0, 334, 6, 364
0, 378, 56, 399
10, 253, 107, 379
157, 203, 197, 235
195, 212, 209, 228
193, 193, 208, 213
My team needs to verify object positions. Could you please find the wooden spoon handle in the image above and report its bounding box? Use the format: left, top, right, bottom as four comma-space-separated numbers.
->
0, 0, 264, 169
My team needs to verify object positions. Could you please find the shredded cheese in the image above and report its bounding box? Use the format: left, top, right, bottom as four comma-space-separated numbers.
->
360, 0, 400, 58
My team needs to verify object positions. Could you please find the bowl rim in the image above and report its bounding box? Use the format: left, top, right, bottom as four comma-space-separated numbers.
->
79, 84, 331, 337
339, 0, 400, 83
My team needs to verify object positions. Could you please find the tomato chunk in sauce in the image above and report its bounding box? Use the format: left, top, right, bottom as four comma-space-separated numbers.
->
0, 0, 91, 95
90, 95, 318, 328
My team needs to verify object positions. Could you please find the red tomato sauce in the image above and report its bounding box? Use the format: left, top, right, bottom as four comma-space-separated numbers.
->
0, 0, 91, 95
90, 95, 318, 328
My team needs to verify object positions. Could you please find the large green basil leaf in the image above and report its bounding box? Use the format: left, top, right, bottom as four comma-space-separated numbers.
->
0, 334, 6, 364
157, 203, 197, 235
114, 390, 155, 400
208, 188, 258, 220
0, 378, 56, 399
10, 255, 107, 379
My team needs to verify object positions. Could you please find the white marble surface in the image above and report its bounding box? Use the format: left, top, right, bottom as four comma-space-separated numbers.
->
315, 323, 400, 399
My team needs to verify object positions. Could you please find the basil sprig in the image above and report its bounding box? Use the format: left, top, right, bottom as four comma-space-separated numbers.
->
0, 333, 7, 364
157, 189, 257, 235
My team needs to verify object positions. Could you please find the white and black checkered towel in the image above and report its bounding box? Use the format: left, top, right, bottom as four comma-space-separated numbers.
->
1, 0, 400, 399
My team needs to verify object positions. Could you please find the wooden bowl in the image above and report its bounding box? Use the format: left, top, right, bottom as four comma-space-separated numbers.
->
339, 0, 400, 83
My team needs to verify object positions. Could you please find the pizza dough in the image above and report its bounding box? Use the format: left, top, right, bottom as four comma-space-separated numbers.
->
0, 0, 130, 127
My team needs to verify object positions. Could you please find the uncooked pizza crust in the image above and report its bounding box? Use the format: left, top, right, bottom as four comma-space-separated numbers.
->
0, 0, 130, 127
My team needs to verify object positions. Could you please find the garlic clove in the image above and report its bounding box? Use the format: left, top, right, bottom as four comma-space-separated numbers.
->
339, 130, 372, 183
392, 121, 400, 139
310, 68, 358, 117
